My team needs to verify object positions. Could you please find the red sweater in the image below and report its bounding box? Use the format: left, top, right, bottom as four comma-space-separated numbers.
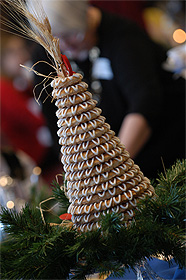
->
1, 78, 48, 165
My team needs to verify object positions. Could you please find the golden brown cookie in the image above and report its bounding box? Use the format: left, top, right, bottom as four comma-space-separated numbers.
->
55, 91, 92, 108
67, 164, 141, 197
56, 99, 97, 119
62, 141, 123, 166
66, 157, 134, 190
70, 179, 149, 212
69, 182, 153, 217
59, 123, 111, 146
68, 167, 142, 199
61, 132, 116, 156
51, 73, 84, 98
57, 108, 102, 129
51, 71, 156, 233
58, 116, 105, 137
71, 175, 143, 206
65, 150, 130, 181
63, 140, 125, 172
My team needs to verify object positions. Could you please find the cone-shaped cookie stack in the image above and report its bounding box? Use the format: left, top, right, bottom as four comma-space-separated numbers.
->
51, 72, 155, 232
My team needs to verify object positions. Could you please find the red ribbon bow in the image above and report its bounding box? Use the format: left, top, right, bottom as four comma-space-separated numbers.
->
61, 54, 73, 76
59, 213, 72, 220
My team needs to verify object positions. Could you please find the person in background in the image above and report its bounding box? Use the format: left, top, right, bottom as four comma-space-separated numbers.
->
32, 0, 185, 179
90, 0, 148, 28
0, 33, 58, 182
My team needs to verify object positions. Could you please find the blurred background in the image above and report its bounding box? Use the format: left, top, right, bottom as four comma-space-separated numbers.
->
0, 0, 185, 232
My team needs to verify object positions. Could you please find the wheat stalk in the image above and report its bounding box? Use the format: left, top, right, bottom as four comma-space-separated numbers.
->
1, 0, 66, 77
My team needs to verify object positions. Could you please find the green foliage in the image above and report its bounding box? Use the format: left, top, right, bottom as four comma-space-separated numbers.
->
0, 159, 185, 279
157, 159, 186, 188
29, 183, 51, 206
136, 159, 185, 230
51, 179, 70, 211
1, 204, 77, 279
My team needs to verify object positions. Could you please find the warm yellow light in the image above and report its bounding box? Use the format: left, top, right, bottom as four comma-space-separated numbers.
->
0, 176, 8, 187
0, 175, 14, 187
33, 166, 42, 176
6, 200, 15, 209
173, 29, 186, 44
7, 176, 13, 185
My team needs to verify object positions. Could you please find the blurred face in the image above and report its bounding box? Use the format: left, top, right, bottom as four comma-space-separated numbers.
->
2, 36, 30, 78
58, 29, 97, 61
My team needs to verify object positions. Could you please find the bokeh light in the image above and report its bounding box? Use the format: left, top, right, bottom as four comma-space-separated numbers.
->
6, 200, 15, 209
33, 166, 42, 176
7, 176, 13, 185
0, 175, 14, 187
0, 176, 8, 187
173, 29, 186, 44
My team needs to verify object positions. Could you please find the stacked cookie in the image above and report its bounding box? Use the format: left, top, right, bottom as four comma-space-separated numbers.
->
51, 73, 155, 232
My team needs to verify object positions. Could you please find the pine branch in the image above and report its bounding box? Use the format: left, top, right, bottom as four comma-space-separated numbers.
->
1, 225, 77, 279
0, 204, 45, 237
136, 159, 186, 228
51, 179, 70, 210
99, 212, 123, 236
1, 160, 185, 279
1, 204, 77, 279
157, 159, 186, 189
